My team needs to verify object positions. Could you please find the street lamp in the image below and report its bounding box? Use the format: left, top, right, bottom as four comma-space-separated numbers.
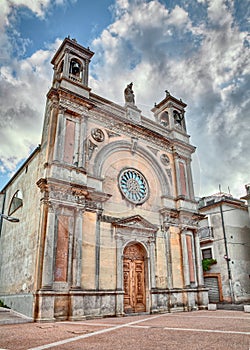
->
0, 213, 19, 223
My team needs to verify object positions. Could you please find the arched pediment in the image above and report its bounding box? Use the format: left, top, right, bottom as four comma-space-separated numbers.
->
93, 140, 172, 197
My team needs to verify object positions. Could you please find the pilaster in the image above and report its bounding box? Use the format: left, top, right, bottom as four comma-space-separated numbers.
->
164, 228, 173, 289
41, 203, 56, 289
53, 107, 66, 162
71, 208, 84, 289
149, 238, 156, 289
95, 210, 102, 290
194, 231, 204, 286
181, 229, 190, 287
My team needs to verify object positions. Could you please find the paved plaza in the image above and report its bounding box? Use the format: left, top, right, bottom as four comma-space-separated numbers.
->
0, 310, 249, 350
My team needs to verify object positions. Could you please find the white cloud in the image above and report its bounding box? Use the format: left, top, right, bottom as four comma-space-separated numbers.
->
0, 0, 64, 178
168, 5, 189, 27
90, 0, 250, 198
0, 46, 54, 173
0, 0, 249, 200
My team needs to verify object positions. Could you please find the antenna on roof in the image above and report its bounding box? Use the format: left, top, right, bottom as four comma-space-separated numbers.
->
228, 186, 231, 195
219, 184, 221, 193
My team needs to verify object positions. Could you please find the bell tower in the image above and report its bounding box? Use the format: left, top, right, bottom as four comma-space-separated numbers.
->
51, 36, 94, 98
151, 90, 195, 202
151, 90, 187, 133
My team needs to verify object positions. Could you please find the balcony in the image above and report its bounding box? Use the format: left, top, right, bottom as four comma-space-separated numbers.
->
198, 226, 214, 242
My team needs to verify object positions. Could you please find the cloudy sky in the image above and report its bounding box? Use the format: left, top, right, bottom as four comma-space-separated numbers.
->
0, 0, 249, 199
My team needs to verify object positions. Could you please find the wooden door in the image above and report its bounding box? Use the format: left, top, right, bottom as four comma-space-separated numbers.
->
123, 244, 146, 314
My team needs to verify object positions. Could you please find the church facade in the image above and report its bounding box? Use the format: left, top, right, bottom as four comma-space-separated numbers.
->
0, 37, 208, 321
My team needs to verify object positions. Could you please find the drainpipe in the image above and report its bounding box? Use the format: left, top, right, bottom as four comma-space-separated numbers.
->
220, 203, 235, 303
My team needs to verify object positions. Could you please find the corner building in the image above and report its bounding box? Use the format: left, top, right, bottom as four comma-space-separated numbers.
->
0, 38, 208, 321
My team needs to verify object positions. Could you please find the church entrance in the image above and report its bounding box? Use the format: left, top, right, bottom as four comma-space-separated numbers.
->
123, 243, 146, 314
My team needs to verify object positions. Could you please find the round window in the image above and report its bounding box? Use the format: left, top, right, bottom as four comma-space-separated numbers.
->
118, 168, 149, 204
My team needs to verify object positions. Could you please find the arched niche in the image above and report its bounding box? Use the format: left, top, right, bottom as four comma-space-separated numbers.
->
93, 141, 172, 197
160, 111, 169, 127
69, 58, 82, 79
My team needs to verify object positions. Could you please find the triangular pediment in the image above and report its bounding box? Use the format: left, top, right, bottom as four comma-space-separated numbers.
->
113, 215, 158, 232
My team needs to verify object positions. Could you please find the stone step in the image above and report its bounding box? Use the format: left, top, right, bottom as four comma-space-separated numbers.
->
0, 307, 33, 324
216, 304, 244, 311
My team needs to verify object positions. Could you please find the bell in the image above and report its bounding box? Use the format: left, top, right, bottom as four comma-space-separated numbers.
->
72, 61, 80, 74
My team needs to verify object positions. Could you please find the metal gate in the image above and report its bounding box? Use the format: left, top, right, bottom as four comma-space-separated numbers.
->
204, 276, 220, 303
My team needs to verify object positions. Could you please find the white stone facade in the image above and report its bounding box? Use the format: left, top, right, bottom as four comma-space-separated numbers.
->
0, 38, 208, 321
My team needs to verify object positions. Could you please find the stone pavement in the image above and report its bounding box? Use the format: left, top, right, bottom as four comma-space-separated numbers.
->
0, 310, 249, 350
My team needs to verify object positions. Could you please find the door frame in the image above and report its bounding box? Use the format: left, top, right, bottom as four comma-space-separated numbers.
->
112, 215, 157, 316
203, 273, 223, 302
123, 242, 148, 314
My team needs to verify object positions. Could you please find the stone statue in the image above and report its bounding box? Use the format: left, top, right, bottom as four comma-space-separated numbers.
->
124, 82, 135, 104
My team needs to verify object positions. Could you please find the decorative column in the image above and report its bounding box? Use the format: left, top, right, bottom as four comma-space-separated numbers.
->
95, 211, 102, 290
71, 208, 83, 289
73, 120, 80, 166
164, 227, 173, 289
115, 231, 124, 316
63, 49, 70, 77
173, 151, 181, 197
53, 107, 65, 161
181, 229, 190, 287
149, 239, 156, 289
116, 236, 124, 291
186, 158, 195, 200
84, 59, 89, 86
78, 114, 88, 168
45, 99, 58, 165
194, 231, 204, 286
41, 203, 56, 289
148, 237, 158, 313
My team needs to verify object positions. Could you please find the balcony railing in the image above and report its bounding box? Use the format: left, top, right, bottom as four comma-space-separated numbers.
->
198, 226, 214, 242
69, 73, 82, 83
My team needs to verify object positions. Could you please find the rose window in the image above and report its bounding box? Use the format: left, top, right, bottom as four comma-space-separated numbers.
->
119, 168, 149, 204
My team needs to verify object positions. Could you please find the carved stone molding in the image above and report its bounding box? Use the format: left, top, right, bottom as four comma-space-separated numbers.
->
88, 140, 97, 160
91, 128, 105, 142
147, 146, 158, 156
88, 110, 171, 151
106, 129, 120, 138
36, 177, 110, 208
59, 97, 90, 115
131, 137, 138, 154
179, 213, 201, 231
113, 215, 157, 244
123, 244, 145, 260
160, 154, 170, 166
166, 169, 172, 185
161, 209, 179, 227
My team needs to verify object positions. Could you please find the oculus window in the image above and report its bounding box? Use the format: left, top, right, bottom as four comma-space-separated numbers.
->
118, 168, 149, 204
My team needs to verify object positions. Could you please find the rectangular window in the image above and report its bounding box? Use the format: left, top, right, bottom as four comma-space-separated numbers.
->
202, 248, 213, 259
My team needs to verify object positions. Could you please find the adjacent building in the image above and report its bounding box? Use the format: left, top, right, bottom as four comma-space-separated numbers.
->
198, 192, 250, 304
242, 184, 250, 221
0, 37, 208, 321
